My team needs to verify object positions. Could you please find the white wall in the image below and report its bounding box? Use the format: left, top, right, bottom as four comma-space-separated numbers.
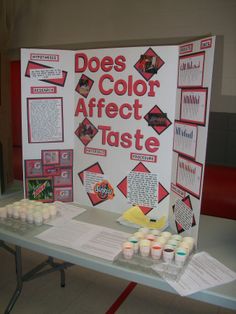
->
7, 0, 236, 112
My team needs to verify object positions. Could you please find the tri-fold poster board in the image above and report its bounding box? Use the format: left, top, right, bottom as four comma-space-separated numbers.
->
21, 36, 215, 242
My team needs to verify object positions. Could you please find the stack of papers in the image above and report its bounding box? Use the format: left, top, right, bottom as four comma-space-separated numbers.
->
36, 219, 130, 261
155, 251, 236, 296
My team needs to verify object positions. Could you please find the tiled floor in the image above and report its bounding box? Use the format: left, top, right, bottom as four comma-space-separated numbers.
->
0, 248, 235, 314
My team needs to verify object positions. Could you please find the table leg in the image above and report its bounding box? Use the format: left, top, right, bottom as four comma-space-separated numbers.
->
4, 246, 23, 314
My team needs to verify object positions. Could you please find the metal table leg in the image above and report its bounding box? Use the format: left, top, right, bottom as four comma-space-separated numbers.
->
2, 243, 73, 313
4, 246, 23, 314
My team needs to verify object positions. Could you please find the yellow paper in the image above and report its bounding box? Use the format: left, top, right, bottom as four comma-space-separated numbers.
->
122, 205, 166, 229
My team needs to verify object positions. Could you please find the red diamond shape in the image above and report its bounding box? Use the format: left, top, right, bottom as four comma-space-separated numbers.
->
117, 162, 169, 215
172, 195, 196, 234
134, 48, 165, 81
144, 105, 172, 135
75, 118, 98, 146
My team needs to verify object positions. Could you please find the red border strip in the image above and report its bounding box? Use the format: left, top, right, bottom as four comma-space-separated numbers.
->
105, 282, 137, 314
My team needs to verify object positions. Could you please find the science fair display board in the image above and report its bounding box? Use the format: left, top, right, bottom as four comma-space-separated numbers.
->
21, 36, 215, 241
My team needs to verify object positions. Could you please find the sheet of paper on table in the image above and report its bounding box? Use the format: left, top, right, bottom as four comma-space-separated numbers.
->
46, 202, 87, 226
162, 251, 236, 296
35, 220, 131, 261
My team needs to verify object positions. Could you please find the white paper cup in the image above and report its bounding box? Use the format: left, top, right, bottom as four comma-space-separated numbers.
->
33, 212, 43, 226
26, 210, 34, 224
175, 248, 188, 266
146, 233, 156, 242
138, 227, 149, 236
128, 236, 139, 253
19, 210, 27, 222
150, 229, 161, 236
182, 237, 195, 252
155, 236, 167, 246
167, 239, 179, 249
48, 204, 57, 217
183, 236, 194, 243
163, 247, 175, 263
133, 231, 145, 240
42, 208, 50, 221
178, 242, 191, 255
6, 205, 13, 218
13, 207, 20, 219
13, 201, 21, 206
171, 234, 182, 242
151, 242, 162, 260
122, 242, 134, 259
160, 231, 172, 240
0, 207, 7, 219
139, 239, 151, 257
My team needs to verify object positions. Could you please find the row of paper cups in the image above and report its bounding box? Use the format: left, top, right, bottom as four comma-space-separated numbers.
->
122, 227, 195, 266
0, 199, 58, 225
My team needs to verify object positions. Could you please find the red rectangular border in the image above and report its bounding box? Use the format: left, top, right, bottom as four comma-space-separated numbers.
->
178, 52, 205, 88
43, 165, 61, 177
25, 159, 43, 178
54, 186, 73, 202
176, 155, 203, 199
173, 120, 198, 159
53, 167, 73, 187
27, 97, 64, 144
25, 177, 54, 203
60, 149, 73, 166
179, 43, 193, 55
180, 88, 208, 125
41, 149, 60, 166
84, 146, 107, 157
25, 61, 67, 87
130, 152, 157, 163
171, 182, 186, 198
30, 86, 57, 94
200, 38, 212, 50
30, 53, 59, 62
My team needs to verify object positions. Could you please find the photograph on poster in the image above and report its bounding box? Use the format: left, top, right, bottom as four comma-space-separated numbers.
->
180, 88, 208, 125
176, 156, 203, 198
42, 150, 60, 165
60, 149, 73, 166
134, 47, 165, 81
54, 186, 73, 202
27, 97, 64, 143
78, 162, 108, 206
178, 52, 205, 87
54, 168, 73, 187
144, 105, 172, 135
74, 118, 98, 146
25, 159, 43, 178
25, 61, 67, 87
75, 74, 94, 98
26, 177, 54, 202
173, 121, 198, 159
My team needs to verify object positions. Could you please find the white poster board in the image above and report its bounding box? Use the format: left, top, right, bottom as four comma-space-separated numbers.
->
21, 36, 215, 241
170, 37, 215, 241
